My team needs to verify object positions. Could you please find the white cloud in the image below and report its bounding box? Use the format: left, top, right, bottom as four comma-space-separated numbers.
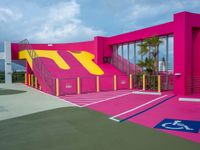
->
0, 0, 104, 43
28, 0, 104, 43
0, 7, 22, 23
0, 0, 200, 42
123, 0, 200, 31
49, 1, 80, 22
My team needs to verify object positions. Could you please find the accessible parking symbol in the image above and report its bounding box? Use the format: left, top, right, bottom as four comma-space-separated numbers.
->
154, 119, 200, 133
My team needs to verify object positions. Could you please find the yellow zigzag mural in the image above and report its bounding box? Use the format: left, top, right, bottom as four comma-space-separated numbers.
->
68, 51, 104, 75
19, 50, 104, 75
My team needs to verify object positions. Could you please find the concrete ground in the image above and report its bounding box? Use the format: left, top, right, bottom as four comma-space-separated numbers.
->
0, 83, 75, 121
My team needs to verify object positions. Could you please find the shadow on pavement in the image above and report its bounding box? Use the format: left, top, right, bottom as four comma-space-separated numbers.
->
0, 88, 27, 95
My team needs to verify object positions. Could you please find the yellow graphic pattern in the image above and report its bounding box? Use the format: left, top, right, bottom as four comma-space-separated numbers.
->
68, 51, 104, 75
19, 50, 104, 75
19, 50, 70, 70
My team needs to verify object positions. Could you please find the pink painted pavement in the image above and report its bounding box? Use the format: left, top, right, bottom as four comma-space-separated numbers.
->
60, 90, 132, 107
85, 91, 200, 143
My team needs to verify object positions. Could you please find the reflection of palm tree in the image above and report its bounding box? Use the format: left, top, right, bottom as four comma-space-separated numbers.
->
137, 36, 162, 75
161, 57, 166, 71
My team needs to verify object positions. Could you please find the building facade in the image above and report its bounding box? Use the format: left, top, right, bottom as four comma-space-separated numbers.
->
11, 11, 200, 96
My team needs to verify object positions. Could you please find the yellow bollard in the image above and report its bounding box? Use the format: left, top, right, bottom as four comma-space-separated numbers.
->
129, 74, 133, 90
96, 76, 100, 92
28, 74, 31, 86
77, 77, 81, 94
24, 73, 27, 85
142, 74, 146, 91
158, 75, 161, 92
56, 78, 59, 96
31, 74, 34, 87
35, 77, 38, 89
114, 75, 117, 91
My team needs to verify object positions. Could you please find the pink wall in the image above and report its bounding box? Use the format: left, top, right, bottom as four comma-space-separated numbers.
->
11, 40, 96, 60
106, 22, 174, 45
174, 12, 200, 95
94, 36, 104, 64
193, 28, 200, 76
192, 28, 200, 93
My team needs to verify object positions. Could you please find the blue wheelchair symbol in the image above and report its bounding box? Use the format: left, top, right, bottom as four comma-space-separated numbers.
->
161, 120, 193, 131
154, 119, 200, 133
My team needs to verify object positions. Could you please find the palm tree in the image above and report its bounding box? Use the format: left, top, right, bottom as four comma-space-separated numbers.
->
137, 36, 162, 75
137, 57, 154, 75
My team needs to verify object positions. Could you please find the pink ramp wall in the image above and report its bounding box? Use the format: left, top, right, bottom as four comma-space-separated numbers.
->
11, 40, 98, 62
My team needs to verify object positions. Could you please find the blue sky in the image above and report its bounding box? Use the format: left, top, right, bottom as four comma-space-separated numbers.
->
0, 0, 200, 43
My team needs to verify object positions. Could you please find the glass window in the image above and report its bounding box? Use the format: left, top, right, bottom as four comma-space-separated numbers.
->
117, 45, 123, 71
129, 43, 135, 74
123, 44, 129, 73
123, 44, 128, 60
111, 45, 118, 67
135, 41, 142, 74
168, 36, 174, 73
159, 37, 167, 72
135, 41, 141, 64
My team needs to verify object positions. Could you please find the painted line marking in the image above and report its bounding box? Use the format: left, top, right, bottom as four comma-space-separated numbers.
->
67, 99, 105, 102
63, 97, 112, 100
109, 95, 167, 122
179, 98, 200, 102
132, 91, 161, 95
63, 91, 129, 97
81, 92, 133, 107
61, 90, 137, 107
119, 95, 176, 122
58, 97, 85, 107
110, 117, 120, 122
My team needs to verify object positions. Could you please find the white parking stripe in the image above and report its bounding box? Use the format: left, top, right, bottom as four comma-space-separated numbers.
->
109, 95, 168, 121
81, 92, 133, 107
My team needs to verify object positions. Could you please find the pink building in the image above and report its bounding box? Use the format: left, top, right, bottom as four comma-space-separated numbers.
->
11, 11, 200, 96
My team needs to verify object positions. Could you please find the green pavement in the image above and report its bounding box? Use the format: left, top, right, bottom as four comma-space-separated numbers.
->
0, 107, 199, 150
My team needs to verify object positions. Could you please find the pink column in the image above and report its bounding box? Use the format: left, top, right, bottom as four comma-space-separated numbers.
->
94, 36, 105, 64
192, 29, 200, 93
174, 12, 193, 95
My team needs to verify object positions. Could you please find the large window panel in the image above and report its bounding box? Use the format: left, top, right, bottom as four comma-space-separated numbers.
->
159, 37, 167, 72
123, 43, 129, 73
129, 43, 135, 74
168, 36, 174, 73
135, 41, 142, 74
117, 44, 123, 71
111, 45, 118, 67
